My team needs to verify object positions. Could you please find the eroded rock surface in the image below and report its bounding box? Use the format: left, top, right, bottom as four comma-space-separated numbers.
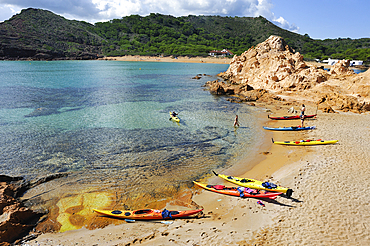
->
0, 173, 68, 245
205, 35, 370, 113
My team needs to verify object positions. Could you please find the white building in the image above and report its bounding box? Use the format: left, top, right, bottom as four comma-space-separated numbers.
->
209, 49, 234, 57
322, 58, 340, 66
322, 58, 363, 66
350, 60, 363, 66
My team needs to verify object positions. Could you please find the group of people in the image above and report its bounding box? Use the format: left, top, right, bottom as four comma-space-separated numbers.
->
233, 104, 306, 128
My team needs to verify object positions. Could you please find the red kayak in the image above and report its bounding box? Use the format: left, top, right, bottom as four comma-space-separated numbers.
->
193, 181, 282, 199
93, 208, 203, 220
268, 114, 316, 120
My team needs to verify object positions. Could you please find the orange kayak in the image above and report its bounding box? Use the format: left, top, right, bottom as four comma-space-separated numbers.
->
193, 181, 282, 199
93, 208, 203, 220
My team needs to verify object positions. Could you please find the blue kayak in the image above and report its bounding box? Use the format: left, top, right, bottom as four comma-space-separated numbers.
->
263, 126, 316, 131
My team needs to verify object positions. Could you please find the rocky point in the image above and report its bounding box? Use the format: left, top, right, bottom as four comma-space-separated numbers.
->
205, 35, 370, 113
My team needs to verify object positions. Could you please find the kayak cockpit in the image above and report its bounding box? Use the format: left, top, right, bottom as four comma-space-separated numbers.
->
134, 209, 153, 215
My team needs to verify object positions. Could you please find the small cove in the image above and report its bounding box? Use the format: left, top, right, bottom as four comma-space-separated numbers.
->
0, 60, 266, 231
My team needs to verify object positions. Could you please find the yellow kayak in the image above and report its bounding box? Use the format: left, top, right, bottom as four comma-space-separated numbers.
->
193, 181, 282, 199
272, 138, 338, 146
212, 171, 293, 197
169, 111, 180, 123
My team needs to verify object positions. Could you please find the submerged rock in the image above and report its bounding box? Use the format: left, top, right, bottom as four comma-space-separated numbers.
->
24, 107, 59, 117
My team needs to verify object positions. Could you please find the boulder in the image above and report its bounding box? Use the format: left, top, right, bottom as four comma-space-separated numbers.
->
204, 80, 282, 103
318, 102, 336, 113
318, 93, 369, 113
240, 89, 268, 101
362, 103, 370, 112
24, 107, 59, 117
330, 60, 356, 76
204, 80, 236, 95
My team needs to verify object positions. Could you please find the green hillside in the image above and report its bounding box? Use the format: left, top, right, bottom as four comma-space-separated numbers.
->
0, 8, 104, 59
1, 8, 370, 63
94, 14, 306, 56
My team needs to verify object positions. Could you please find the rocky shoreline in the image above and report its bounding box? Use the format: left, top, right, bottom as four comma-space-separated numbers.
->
0, 174, 68, 245
0, 54, 104, 61
203, 35, 370, 114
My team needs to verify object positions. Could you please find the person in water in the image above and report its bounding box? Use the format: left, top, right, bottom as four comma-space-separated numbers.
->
234, 115, 240, 127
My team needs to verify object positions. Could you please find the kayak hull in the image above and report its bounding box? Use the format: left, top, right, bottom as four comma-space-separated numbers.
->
268, 114, 317, 120
263, 126, 316, 131
93, 208, 203, 220
273, 139, 338, 146
213, 171, 293, 197
193, 181, 282, 199
169, 111, 180, 122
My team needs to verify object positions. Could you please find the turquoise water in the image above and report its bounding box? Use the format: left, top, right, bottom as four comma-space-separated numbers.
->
0, 60, 264, 207
352, 68, 367, 74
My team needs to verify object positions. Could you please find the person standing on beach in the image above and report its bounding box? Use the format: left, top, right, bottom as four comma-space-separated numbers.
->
301, 104, 306, 116
234, 115, 240, 127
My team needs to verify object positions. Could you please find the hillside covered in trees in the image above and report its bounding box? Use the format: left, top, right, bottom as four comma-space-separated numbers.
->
1, 8, 370, 63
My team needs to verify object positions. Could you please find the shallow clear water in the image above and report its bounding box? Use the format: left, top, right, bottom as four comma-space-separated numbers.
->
0, 60, 264, 209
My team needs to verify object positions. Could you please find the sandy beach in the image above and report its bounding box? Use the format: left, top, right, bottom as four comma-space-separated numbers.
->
23, 99, 370, 245
99, 55, 233, 64
99, 55, 331, 68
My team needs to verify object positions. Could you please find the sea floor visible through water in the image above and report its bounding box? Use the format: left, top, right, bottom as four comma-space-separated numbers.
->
0, 60, 267, 232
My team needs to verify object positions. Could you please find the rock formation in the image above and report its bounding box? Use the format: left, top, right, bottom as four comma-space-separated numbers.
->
0, 176, 42, 245
329, 60, 355, 76
205, 35, 370, 113
0, 173, 68, 245
219, 35, 329, 91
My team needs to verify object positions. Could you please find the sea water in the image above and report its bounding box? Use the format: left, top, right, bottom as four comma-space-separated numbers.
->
0, 60, 265, 210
